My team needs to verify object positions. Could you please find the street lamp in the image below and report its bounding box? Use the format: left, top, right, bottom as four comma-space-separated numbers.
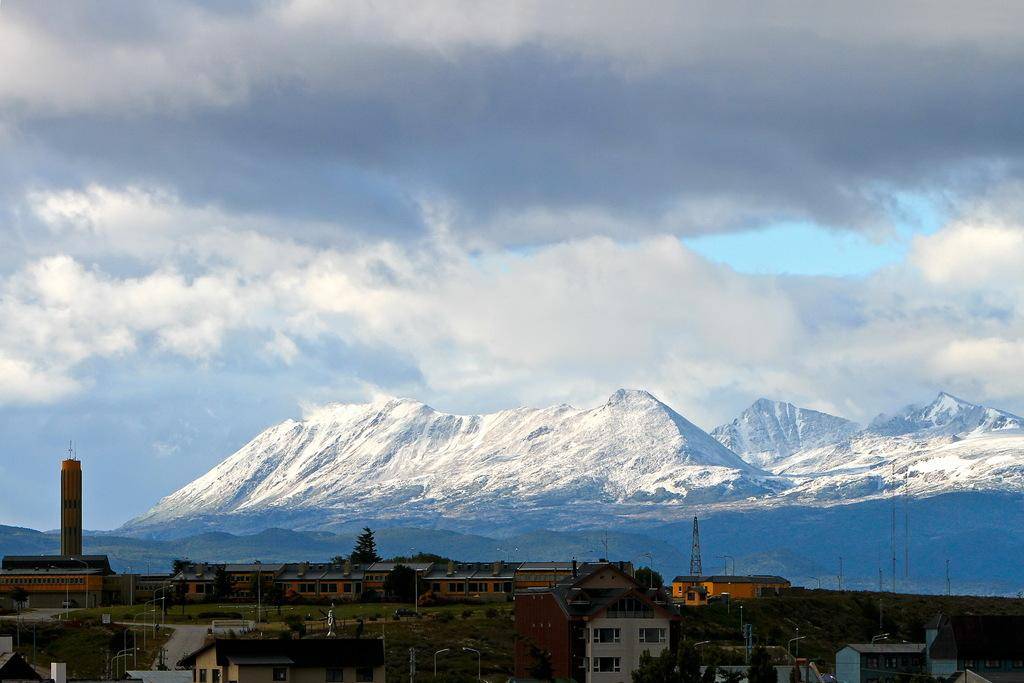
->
787, 635, 806, 659
463, 647, 481, 682
433, 648, 449, 677
739, 605, 744, 633
871, 633, 890, 644
716, 555, 735, 575
694, 641, 711, 665
69, 558, 91, 609
111, 648, 136, 679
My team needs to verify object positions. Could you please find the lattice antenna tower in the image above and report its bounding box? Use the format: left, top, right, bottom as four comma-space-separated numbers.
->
690, 515, 703, 575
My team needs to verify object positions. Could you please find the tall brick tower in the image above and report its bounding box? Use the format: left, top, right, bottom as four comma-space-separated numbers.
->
60, 457, 83, 556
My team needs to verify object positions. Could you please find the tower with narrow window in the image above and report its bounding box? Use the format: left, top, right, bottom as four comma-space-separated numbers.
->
60, 458, 83, 556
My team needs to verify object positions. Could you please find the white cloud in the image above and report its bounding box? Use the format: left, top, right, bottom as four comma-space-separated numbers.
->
5, 182, 1024, 425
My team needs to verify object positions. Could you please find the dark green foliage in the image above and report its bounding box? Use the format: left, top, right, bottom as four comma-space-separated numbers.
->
382, 564, 419, 603
527, 644, 554, 681
747, 647, 775, 683
632, 648, 676, 683
350, 527, 381, 564
212, 566, 231, 599
283, 614, 306, 636
10, 587, 28, 610
171, 558, 190, 575
636, 566, 664, 590
678, 640, 702, 683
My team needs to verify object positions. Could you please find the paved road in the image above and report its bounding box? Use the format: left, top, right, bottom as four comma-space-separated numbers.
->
161, 625, 208, 668
0, 608, 67, 622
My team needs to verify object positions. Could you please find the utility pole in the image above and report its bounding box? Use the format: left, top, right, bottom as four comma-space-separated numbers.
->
904, 467, 910, 581
891, 462, 897, 593
946, 559, 951, 596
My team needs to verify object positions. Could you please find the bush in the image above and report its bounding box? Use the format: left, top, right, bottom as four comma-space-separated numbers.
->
485, 608, 499, 619
436, 612, 454, 623
197, 611, 243, 619
461, 609, 474, 620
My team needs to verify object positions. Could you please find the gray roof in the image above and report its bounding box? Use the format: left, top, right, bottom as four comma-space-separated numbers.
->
840, 644, 925, 654
126, 670, 192, 683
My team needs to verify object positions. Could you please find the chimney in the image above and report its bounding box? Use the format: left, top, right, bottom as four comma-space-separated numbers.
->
51, 663, 67, 683
492, 561, 501, 576
447, 560, 455, 576
571, 559, 578, 579
343, 560, 352, 577
60, 459, 83, 556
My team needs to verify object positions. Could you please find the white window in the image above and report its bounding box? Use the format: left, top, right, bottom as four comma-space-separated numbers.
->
639, 628, 666, 643
593, 627, 621, 643
593, 657, 621, 672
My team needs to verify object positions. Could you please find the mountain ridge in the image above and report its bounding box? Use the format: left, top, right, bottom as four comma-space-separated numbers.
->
121, 389, 1024, 538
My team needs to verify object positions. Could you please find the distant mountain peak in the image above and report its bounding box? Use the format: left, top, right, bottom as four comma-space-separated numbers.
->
868, 392, 1024, 437
712, 398, 859, 468
123, 389, 770, 534
606, 388, 660, 405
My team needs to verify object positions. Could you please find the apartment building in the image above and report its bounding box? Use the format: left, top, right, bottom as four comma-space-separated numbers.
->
514, 561, 679, 683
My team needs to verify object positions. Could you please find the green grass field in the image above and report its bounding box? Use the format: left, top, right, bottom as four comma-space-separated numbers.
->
0, 620, 171, 679
54, 588, 1024, 681
68, 599, 504, 626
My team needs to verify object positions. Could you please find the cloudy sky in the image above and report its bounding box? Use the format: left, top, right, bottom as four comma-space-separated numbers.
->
2, 1, 1024, 530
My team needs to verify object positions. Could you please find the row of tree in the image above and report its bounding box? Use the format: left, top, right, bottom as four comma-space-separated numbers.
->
632, 642, 776, 683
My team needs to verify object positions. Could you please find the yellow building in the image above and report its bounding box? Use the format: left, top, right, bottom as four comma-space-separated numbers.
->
671, 574, 790, 605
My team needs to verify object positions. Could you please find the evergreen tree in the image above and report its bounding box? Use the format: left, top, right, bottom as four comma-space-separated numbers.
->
213, 565, 231, 599
632, 648, 677, 683
10, 587, 28, 612
635, 567, 664, 590
747, 647, 775, 683
171, 558, 191, 576
350, 527, 381, 564
678, 641, 702, 683
383, 564, 419, 603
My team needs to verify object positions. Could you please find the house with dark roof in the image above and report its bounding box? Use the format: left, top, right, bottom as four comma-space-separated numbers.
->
926, 615, 1024, 680
514, 561, 679, 682
835, 643, 926, 683
0, 637, 41, 683
179, 638, 385, 683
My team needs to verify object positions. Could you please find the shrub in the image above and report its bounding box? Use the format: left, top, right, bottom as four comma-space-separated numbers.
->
485, 608, 499, 619
461, 609, 473, 620
436, 612, 454, 623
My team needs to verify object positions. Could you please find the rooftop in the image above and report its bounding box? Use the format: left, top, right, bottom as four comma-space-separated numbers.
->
841, 643, 925, 654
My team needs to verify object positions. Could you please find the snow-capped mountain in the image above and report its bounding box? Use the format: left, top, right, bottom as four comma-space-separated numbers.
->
867, 391, 1024, 437
712, 392, 1024, 504
124, 389, 777, 534
710, 398, 860, 468
121, 388, 1024, 538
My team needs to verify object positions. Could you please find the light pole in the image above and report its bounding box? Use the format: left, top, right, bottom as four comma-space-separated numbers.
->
787, 635, 806, 660
111, 648, 136, 679
871, 633, 890, 644
132, 609, 156, 650
69, 558, 91, 609
716, 555, 735, 575
255, 560, 262, 624
739, 605, 744, 634
433, 648, 449, 677
409, 549, 418, 614
463, 647, 481, 681
694, 641, 710, 665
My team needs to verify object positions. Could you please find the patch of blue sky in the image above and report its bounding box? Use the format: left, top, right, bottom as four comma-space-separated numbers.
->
683, 193, 948, 277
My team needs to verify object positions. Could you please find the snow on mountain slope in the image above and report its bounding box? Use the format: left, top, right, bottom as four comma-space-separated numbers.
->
125, 389, 776, 531
711, 398, 859, 468
775, 429, 1024, 503
868, 392, 1024, 437
709, 392, 1024, 505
